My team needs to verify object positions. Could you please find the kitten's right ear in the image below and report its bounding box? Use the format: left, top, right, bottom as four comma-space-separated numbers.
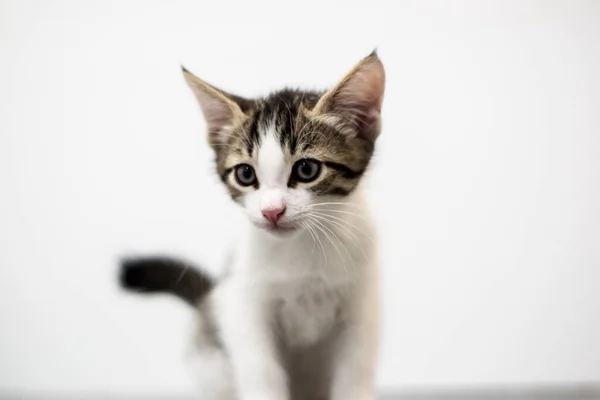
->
182, 66, 251, 147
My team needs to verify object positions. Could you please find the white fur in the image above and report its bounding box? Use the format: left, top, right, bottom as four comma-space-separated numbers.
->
188, 132, 380, 400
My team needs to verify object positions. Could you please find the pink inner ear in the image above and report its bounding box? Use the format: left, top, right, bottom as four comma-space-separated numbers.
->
332, 60, 385, 141
183, 69, 248, 147
346, 63, 385, 109
190, 88, 232, 131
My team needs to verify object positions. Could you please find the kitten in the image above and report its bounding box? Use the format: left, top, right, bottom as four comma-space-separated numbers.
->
120, 51, 385, 400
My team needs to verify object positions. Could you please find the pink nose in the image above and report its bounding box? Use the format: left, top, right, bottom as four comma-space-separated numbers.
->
262, 206, 286, 224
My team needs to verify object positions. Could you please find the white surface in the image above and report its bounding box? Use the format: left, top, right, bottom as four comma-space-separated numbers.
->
1, 0, 599, 395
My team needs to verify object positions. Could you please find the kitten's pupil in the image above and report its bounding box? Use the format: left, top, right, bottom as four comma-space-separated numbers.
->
300, 162, 313, 176
242, 167, 252, 179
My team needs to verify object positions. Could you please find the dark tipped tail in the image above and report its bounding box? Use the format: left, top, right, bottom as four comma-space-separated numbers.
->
119, 256, 213, 306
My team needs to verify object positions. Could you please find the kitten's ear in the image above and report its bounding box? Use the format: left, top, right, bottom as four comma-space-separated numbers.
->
182, 66, 251, 146
312, 51, 385, 142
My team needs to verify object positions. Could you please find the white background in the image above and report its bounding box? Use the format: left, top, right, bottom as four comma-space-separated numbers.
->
1, 0, 599, 396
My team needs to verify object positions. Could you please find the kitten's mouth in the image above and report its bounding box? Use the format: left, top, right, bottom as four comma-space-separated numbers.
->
263, 223, 298, 236
266, 224, 296, 233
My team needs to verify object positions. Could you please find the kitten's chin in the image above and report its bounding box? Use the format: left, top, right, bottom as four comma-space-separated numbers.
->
257, 223, 300, 239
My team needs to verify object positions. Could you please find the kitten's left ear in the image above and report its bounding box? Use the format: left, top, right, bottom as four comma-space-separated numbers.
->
181, 66, 252, 148
312, 50, 385, 142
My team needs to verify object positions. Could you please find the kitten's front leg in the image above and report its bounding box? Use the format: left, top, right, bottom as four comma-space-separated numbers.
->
329, 286, 379, 400
329, 326, 378, 400
217, 282, 288, 400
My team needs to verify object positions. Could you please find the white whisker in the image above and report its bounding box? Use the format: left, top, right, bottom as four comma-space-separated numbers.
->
306, 207, 369, 222
308, 212, 369, 259
304, 219, 327, 266
299, 220, 316, 253
306, 215, 352, 273
309, 211, 373, 241
306, 201, 364, 210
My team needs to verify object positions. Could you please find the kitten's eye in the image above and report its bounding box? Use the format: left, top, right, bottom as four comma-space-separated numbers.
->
292, 159, 321, 183
235, 164, 257, 186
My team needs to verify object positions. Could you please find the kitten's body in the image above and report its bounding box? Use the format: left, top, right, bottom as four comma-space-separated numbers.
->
186, 186, 378, 400
120, 52, 385, 400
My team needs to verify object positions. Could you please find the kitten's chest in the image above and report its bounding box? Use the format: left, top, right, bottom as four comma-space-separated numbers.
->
273, 277, 347, 348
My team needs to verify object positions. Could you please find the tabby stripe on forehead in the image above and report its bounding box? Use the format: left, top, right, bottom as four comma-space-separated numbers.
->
278, 104, 294, 151
324, 162, 363, 179
289, 128, 298, 155
247, 109, 262, 155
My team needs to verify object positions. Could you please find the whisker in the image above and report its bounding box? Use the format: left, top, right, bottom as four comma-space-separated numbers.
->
308, 212, 369, 259
304, 219, 327, 266
309, 211, 373, 241
306, 202, 365, 210
299, 220, 317, 253
306, 207, 369, 222
307, 217, 342, 271
306, 215, 352, 272
307, 214, 359, 265
307, 221, 329, 266
175, 265, 189, 285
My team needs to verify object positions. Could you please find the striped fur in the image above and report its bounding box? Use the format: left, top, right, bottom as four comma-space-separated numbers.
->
182, 51, 384, 202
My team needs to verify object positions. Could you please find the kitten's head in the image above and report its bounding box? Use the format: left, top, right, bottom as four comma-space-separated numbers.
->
183, 51, 385, 237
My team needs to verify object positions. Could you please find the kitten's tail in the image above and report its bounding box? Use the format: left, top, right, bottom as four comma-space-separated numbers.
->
119, 256, 213, 306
